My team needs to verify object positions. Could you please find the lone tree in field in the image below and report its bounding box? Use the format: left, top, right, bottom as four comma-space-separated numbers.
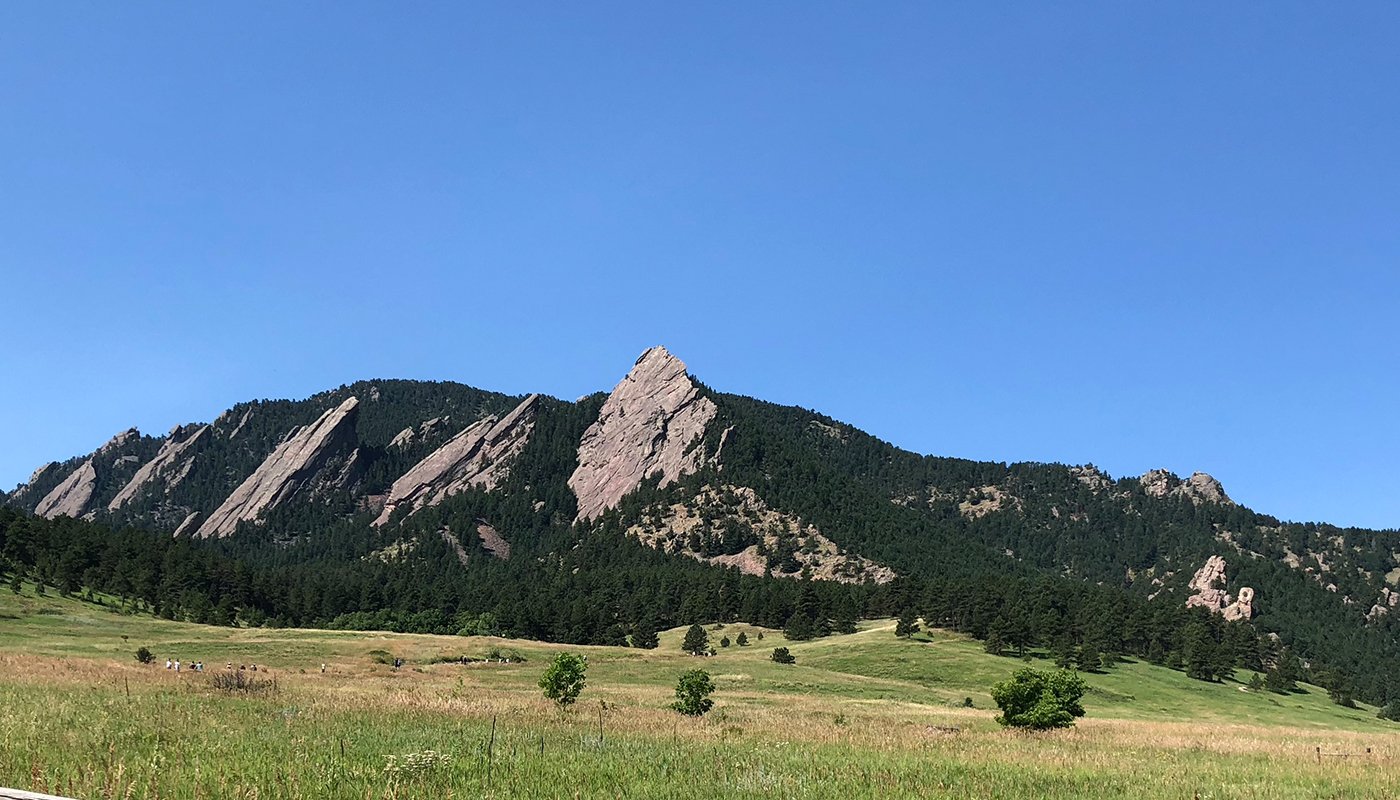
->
991, 667, 1086, 730
682, 624, 710, 655
736, 631, 749, 646
134, 646, 154, 664
771, 646, 795, 664
672, 669, 716, 716
895, 609, 919, 639
539, 653, 588, 708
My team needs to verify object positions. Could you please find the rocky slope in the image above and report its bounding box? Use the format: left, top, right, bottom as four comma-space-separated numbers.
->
373, 394, 539, 526
107, 424, 208, 511
569, 346, 717, 522
194, 397, 362, 538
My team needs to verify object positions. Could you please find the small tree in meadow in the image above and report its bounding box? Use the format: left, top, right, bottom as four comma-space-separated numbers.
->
539, 653, 587, 708
736, 632, 749, 646
771, 646, 795, 665
682, 624, 710, 655
672, 669, 716, 717
990, 667, 1086, 730
895, 609, 919, 639
719, 635, 731, 648
134, 646, 155, 664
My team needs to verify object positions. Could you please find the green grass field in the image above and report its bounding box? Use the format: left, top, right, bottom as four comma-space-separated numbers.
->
2, 581, 1397, 798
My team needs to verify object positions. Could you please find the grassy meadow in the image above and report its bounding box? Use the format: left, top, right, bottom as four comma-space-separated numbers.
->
1, 581, 1397, 799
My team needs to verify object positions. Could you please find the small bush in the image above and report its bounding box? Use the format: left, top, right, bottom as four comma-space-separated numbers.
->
210, 670, 277, 696
672, 669, 715, 716
539, 653, 587, 708
771, 647, 795, 665
991, 667, 1086, 730
367, 649, 394, 665
134, 646, 155, 664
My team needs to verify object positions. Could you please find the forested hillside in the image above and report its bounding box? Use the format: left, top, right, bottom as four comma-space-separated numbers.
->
4, 346, 1398, 706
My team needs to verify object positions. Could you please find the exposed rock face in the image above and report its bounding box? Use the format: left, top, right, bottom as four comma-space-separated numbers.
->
570, 347, 717, 522
1140, 469, 1233, 505
194, 397, 361, 538
35, 460, 98, 519
1368, 587, 1400, 620
389, 416, 449, 449
1070, 465, 1113, 493
98, 428, 140, 455
476, 522, 510, 560
627, 484, 895, 584
373, 395, 539, 527
959, 485, 1022, 519
1186, 555, 1254, 621
108, 424, 210, 511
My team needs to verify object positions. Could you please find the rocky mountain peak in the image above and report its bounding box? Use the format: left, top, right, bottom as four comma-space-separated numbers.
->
194, 396, 361, 538
1140, 469, 1232, 506
569, 347, 718, 522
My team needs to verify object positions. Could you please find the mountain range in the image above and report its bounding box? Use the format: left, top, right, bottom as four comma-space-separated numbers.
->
4, 346, 1398, 702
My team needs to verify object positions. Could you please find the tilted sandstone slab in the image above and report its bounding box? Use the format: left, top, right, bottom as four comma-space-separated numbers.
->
569, 347, 717, 522
1186, 555, 1254, 621
108, 424, 210, 511
373, 395, 539, 527
194, 397, 360, 538
35, 460, 98, 519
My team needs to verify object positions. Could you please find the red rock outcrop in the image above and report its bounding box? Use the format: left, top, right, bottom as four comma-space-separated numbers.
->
569, 347, 717, 522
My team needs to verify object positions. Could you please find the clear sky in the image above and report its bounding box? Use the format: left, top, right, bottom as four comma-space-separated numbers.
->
2, 3, 1397, 529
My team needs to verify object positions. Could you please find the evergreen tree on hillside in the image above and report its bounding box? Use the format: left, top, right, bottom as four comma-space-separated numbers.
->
894, 609, 919, 639
681, 624, 709, 655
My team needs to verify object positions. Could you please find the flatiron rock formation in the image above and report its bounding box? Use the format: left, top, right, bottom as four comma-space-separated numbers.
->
1185, 555, 1254, 621
195, 397, 361, 538
35, 460, 98, 519
108, 424, 209, 511
569, 347, 717, 521
373, 395, 539, 526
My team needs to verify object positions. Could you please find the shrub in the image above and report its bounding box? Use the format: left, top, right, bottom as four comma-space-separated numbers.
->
210, 669, 277, 696
719, 636, 731, 648
134, 646, 155, 664
990, 667, 1086, 730
672, 669, 715, 716
771, 647, 795, 665
736, 632, 749, 646
539, 653, 587, 708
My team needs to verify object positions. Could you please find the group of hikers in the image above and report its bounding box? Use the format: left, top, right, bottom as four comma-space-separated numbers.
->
158, 658, 334, 675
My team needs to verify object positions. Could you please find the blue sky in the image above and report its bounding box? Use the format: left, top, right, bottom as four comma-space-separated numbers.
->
2, 3, 1397, 528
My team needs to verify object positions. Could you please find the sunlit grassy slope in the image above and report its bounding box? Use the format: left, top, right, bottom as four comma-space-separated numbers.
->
2, 582, 1397, 799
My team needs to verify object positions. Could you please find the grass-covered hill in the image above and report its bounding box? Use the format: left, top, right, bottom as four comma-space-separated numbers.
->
1, 584, 1397, 799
